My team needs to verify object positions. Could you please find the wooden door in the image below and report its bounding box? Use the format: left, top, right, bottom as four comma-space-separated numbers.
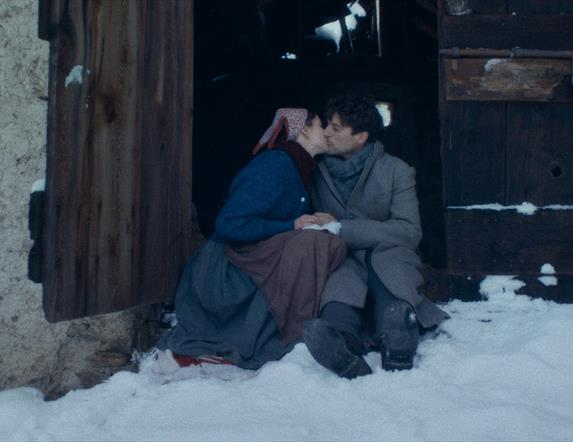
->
38, 0, 194, 321
439, 0, 573, 300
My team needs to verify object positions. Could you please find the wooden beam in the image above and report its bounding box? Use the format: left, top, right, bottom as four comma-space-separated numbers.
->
447, 209, 573, 275
444, 58, 573, 102
440, 15, 573, 50
508, 0, 573, 15
440, 48, 573, 60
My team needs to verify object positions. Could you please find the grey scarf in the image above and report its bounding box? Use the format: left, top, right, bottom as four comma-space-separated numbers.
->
322, 143, 374, 204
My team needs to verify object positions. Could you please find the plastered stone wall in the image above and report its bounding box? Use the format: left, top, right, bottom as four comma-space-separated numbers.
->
0, 0, 145, 397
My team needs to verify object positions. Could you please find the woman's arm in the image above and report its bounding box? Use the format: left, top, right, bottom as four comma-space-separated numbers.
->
215, 151, 299, 242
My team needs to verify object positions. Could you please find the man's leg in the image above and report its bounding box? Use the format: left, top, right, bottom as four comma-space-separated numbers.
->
303, 301, 372, 379
366, 254, 419, 371
320, 302, 360, 337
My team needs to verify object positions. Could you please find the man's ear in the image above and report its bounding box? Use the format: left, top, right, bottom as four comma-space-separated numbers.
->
356, 131, 369, 145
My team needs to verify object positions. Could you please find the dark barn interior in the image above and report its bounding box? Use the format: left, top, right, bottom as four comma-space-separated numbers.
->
37, 0, 573, 323
192, 0, 446, 269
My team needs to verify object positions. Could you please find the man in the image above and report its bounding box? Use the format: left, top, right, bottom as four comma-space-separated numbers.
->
304, 94, 449, 379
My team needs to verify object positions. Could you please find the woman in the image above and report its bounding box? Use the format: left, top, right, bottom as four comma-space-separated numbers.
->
157, 108, 346, 369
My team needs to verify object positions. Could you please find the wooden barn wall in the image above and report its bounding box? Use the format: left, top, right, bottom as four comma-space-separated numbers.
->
40, 0, 194, 322
439, 0, 573, 281
441, 1, 573, 49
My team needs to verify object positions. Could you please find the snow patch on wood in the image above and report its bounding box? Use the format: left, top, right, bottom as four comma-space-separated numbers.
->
540, 263, 556, 275
479, 275, 526, 299
31, 179, 45, 193
484, 58, 504, 72
545, 204, 573, 210
448, 202, 573, 215
538, 276, 558, 287
64, 65, 85, 87
539, 264, 558, 286
281, 52, 297, 60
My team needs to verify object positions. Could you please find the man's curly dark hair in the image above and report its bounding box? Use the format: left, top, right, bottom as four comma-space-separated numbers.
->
324, 94, 382, 142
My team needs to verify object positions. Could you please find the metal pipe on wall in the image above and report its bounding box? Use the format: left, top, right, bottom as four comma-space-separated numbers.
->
375, 0, 382, 56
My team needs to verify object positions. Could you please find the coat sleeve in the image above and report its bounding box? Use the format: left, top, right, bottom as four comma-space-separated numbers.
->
215, 151, 296, 242
339, 165, 422, 251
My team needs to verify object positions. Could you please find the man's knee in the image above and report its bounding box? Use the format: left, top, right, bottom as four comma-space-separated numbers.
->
320, 301, 361, 336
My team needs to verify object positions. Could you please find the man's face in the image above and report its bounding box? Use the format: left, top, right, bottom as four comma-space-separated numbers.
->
324, 113, 368, 159
305, 115, 330, 155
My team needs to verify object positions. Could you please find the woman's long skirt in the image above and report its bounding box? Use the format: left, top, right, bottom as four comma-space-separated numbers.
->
157, 240, 293, 369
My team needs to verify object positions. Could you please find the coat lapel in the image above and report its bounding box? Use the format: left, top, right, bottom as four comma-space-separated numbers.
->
346, 142, 385, 207
317, 161, 346, 207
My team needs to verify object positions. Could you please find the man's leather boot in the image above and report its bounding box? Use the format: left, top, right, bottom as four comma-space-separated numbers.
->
379, 300, 419, 371
303, 318, 372, 379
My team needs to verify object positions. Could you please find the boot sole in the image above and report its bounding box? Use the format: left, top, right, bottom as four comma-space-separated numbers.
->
379, 302, 419, 371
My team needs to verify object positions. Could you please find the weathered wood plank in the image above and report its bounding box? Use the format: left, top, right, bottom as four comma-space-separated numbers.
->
137, 0, 195, 308
422, 270, 573, 303
444, 58, 573, 102
506, 103, 573, 205
446, 210, 573, 274
441, 102, 506, 205
444, 0, 573, 16
440, 15, 573, 50
86, 0, 144, 315
42, 0, 194, 322
508, 0, 573, 15
43, 0, 92, 320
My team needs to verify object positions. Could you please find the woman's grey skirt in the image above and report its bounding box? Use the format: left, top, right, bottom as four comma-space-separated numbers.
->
156, 240, 293, 369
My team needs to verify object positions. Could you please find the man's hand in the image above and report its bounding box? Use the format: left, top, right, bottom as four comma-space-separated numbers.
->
313, 212, 337, 225
295, 214, 319, 230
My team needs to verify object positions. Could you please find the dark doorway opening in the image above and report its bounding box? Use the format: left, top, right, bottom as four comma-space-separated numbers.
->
192, 0, 445, 269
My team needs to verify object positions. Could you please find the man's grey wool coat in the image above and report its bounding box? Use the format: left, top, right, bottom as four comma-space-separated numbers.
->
310, 142, 449, 328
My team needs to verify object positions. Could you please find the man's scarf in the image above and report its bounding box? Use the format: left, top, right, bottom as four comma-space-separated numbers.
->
322, 143, 374, 204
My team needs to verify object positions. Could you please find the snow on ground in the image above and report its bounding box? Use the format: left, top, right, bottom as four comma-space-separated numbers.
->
1, 286, 573, 441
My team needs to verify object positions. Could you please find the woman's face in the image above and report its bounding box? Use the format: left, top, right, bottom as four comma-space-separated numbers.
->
305, 116, 329, 154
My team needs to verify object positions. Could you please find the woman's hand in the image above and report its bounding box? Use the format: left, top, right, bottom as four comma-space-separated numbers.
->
294, 214, 318, 230
313, 212, 337, 225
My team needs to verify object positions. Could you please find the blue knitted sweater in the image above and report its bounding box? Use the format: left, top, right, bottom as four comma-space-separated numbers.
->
214, 150, 310, 243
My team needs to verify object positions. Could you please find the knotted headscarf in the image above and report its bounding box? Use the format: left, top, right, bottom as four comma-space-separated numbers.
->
252, 108, 308, 155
